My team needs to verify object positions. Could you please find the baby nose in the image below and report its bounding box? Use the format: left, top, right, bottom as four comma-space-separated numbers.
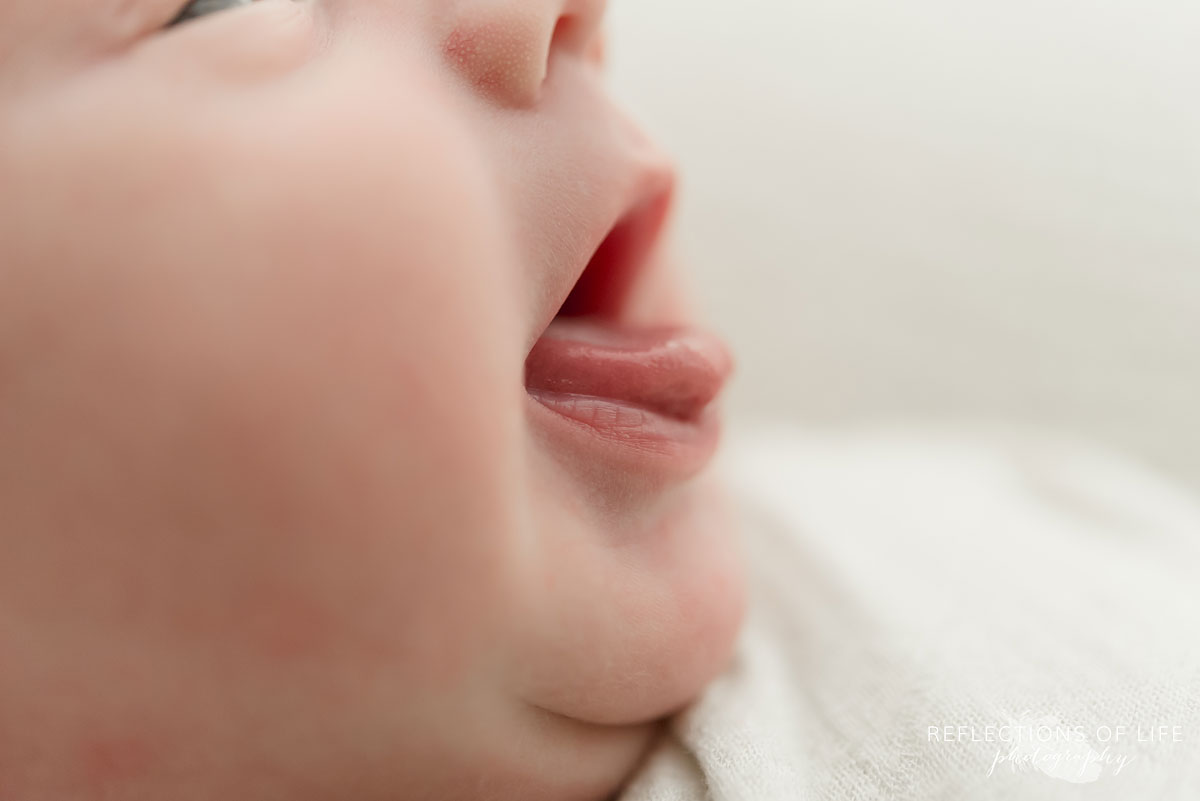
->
443, 0, 607, 107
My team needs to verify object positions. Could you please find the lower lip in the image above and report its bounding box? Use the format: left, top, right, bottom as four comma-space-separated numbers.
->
524, 318, 733, 479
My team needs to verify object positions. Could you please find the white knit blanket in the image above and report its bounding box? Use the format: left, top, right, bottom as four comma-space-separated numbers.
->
619, 424, 1200, 800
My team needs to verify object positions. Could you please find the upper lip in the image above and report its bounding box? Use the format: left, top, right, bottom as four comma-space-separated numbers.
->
524, 157, 677, 356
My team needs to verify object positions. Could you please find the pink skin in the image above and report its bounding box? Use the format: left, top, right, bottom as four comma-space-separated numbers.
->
0, 1, 746, 800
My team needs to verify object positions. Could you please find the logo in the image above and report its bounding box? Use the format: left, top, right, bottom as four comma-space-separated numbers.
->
927, 713, 1186, 783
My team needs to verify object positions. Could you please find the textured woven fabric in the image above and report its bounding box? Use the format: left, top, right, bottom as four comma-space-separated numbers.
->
619, 424, 1200, 801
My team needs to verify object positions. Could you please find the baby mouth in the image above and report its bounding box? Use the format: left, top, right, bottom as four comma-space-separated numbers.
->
525, 320, 731, 429
523, 184, 732, 462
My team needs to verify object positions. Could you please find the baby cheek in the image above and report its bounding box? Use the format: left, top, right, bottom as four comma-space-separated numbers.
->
217, 125, 533, 687
1, 50, 540, 761
191, 259, 529, 689
76, 732, 166, 796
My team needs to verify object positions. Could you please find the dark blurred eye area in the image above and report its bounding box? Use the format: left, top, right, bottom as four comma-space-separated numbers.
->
169, 0, 257, 26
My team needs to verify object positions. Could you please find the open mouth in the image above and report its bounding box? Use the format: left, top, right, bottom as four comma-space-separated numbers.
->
552, 187, 669, 322
524, 184, 732, 459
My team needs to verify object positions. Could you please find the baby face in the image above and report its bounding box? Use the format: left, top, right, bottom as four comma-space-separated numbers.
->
0, 1, 745, 799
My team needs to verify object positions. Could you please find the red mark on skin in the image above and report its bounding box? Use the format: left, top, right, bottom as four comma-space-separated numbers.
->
443, 27, 479, 71
442, 18, 544, 104
443, 26, 501, 95
82, 736, 154, 791
239, 582, 336, 663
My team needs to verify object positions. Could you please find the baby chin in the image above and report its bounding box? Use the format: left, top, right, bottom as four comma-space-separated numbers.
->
512, 455, 747, 729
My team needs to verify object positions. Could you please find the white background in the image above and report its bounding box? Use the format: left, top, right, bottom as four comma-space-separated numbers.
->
608, 0, 1200, 487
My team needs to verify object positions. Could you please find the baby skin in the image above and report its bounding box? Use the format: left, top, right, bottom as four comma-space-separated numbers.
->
0, 1, 745, 799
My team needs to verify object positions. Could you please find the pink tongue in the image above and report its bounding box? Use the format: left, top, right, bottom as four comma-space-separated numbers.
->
525, 318, 733, 421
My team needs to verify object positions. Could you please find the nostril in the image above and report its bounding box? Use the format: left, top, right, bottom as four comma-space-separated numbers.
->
549, 14, 581, 55
549, 0, 606, 61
